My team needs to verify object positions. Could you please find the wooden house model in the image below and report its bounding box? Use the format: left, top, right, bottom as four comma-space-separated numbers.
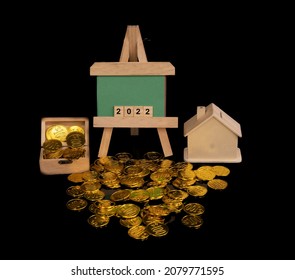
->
183, 103, 242, 163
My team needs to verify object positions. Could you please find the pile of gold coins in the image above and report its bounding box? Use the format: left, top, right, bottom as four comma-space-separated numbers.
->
65, 151, 230, 240
42, 124, 86, 160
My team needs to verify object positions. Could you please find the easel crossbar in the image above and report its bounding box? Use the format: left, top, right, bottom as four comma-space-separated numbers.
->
93, 117, 178, 128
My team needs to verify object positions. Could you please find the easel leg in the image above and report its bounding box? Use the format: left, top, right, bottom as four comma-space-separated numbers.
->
98, 128, 113, 157
130, 128, 139, 135
157, 128, 173, 157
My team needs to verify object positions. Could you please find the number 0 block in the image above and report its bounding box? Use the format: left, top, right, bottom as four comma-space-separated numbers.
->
124, 106, 134, 117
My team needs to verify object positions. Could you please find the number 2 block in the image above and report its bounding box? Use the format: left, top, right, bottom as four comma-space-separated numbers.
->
134, 106, 144, 117
114, 106, 124, 117
144, 106, 153, 117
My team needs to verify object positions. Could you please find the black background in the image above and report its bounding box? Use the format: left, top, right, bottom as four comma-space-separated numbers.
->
2, 4, 292, 260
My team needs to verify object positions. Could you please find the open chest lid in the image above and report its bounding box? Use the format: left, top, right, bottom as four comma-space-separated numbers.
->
41, 117, 89, 147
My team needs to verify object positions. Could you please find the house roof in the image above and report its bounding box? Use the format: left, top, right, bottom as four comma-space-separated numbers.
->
184, 103, 242, 137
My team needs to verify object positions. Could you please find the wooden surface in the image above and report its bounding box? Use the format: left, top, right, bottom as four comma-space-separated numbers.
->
90, 62, 175, 76
93, 116, 178, 128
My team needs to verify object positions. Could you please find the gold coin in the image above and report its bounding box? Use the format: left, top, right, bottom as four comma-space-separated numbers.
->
66, 198, 87, 211
207, 179, 228, 190
117, 203, 141, 218
66, 131, 85, 148
110, 189, 131, 202
68, 125, 85, 134
211, 165, 230, 176
82, 171, 98, 181
91, 161, 104, 173
66, 185, 85, 197
167, 189, 189, 201
103, 180, 121, 189
146, 222, 169, 237
128, 225, 149, 240
89, 200, 117, 216
120, 176, 145, 188
99, 171, 118, 183
144, 151, 163, 161
104, 160, 124, 174
146, 181, 168, 188
159, 159, 174, 168
186, 185, 208, 197
150, 171, 172, 183
81, 181, 101, 192
183, 202, 205, 215
146, 187, 166, 200
120, 216, 142, 228
96, 199, 115, 208
162, 195, 183, 207
84, 189, 105, 201
129, 189, 150, 203
67, 173, 85, 183
181, 214, 203, 229
43, 149, 64, 159
46, 125, 68, 142
141, 213, 165, 225
145, 204, 170, 216
178, 169, 196, 180
42, 139, 62, 151
115, 152, 133, 163
137, 168, 150, 177
172, 178, 183, 188
194, 166, 216, 181
93, 204, 117, 217
97, 156, 117, 165
124, 165, 143, 176
87, 214, 109, 228
173, 161, 194, 170
140, 161, 159, 172
165, 201, 183, 213
62, 147, 85, 159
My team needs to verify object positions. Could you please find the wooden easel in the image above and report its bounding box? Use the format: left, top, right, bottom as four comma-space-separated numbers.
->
92, 26, 178, 158
120, 25, 147, 137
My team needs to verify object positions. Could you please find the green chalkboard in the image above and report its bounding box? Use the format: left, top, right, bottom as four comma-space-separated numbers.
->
96, 76, 166, 116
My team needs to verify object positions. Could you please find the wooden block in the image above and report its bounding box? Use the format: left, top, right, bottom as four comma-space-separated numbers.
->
93, 116, 178, 128
124, 106, 134, 117
40, 117, 90, 175
114, 106, 124, 117
133, 106, 144, 117
90, 62, 175, 76
144, 106, 153, 117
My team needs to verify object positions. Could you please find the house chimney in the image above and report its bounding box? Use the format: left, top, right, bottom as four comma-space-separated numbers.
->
196, 106, 206, 119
